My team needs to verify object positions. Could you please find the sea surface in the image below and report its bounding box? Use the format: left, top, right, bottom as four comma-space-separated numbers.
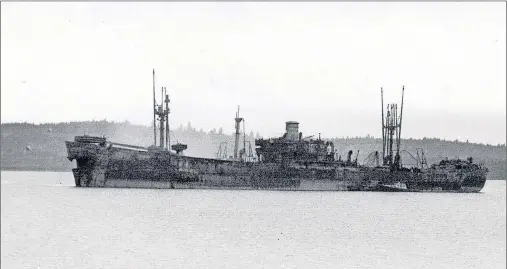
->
1, 171, 505, 269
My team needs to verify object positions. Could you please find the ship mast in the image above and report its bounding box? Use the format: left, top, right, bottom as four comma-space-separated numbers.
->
243, 119, 246, 161
388, 105, 394, 164
150, 69, 171, 151
153, 69, 157, 146
381, 86, 405, 169
233, 106, 244, 160
397, 86, 405, 157
153, 86, 170, 151
165, 87, 170, 150
159, 87, 165, 148
381, 87, 385, 162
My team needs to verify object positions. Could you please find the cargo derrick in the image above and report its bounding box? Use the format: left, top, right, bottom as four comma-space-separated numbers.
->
216, 107, 254, 162
233, 106, 244, 160
151, 69, 187, 155
381, 86, 404, 171
155, 87, 169, 150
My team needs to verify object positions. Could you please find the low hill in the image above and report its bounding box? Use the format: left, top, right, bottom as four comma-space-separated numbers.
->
1, 121, 505, 180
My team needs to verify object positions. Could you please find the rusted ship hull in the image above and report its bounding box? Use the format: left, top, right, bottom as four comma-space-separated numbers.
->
65, 70, 489, 193
74, 178, 486, 193
66, 140, 488, 193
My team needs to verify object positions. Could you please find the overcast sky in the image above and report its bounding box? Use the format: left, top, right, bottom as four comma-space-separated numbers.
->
1, 2, 505, 144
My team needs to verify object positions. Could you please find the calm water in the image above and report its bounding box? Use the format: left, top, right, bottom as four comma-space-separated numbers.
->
1, 171, 505, 269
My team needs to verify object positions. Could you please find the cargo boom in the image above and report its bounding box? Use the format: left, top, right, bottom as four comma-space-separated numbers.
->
65, 70, 488, 192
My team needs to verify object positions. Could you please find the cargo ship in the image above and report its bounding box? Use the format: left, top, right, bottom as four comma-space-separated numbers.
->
65, 70, 488, 192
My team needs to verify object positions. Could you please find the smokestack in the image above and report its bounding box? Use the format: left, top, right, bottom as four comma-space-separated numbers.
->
285, 121, 299, 141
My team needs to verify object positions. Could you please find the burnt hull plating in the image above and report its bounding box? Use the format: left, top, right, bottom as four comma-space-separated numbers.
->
66, 140, 488, 193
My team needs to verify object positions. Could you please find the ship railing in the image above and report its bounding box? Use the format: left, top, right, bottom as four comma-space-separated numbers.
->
75, 135, 106, 144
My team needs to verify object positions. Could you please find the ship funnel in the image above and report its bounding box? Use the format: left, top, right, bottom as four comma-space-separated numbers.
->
285, 121, 300, 141
347, 150, 353, 163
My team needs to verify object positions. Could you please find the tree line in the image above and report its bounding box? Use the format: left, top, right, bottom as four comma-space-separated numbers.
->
1, 121, 505, 180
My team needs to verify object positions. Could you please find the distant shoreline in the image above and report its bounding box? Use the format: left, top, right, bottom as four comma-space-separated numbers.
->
2, 121, 505, 180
